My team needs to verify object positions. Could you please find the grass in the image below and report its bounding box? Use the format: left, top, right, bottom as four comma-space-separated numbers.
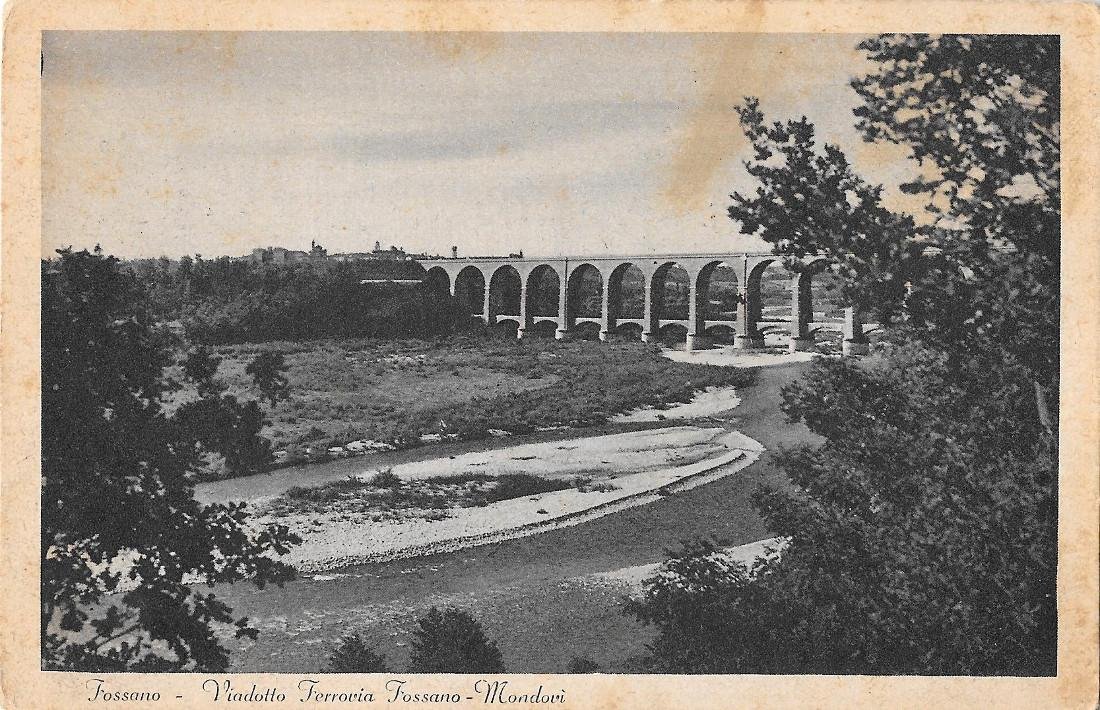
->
184, 333, 754, 476
265, 468, 577, 522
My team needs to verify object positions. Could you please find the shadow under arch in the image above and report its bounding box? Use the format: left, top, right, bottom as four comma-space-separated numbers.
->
488, 265, 522, 323
454, 265, 486, 318
566, 263, 604, 327
525, 264, 561, 324
649, 261, 690, 326
424, 266, 451, 296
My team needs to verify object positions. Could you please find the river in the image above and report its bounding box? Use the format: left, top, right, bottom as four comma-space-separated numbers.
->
209, 360, 817, 673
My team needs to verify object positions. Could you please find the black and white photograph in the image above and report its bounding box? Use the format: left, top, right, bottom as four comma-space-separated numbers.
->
10, 7, 1092, 704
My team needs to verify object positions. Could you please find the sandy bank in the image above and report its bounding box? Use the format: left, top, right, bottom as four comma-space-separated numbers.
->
661, 346, 816, 368
262, 426, 764, 572
587, 537, 785, 589
611, 386, 741, 423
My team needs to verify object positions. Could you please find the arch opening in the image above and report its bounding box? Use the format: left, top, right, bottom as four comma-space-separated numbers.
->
488, 265, 522, 321
810, 268, 846, 321
424, 267, 450, 297
567, 264, 603, 322
651, 263, 690, 321
698, 262, 740, 322
453, 266, 486, 317
607, 263, 646, 321
525, 265, 561, 321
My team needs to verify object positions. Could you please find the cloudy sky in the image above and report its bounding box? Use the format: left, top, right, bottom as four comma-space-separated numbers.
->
42, 31, 918, 259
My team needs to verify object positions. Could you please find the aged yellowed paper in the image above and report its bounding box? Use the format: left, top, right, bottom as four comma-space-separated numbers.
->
3, 1, 1098, 708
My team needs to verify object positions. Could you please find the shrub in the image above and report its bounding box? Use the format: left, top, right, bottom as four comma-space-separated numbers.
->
368, 468, 403, 489
482, 474, 572, 504
407, 608, 504, 673
326, 634, 388, 673
285, 485, 329, 502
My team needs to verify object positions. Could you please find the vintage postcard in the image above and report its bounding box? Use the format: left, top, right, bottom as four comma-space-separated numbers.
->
2, 1, 1097, 708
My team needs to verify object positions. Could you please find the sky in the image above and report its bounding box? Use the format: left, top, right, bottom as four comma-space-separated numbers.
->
42, 31, 920, 260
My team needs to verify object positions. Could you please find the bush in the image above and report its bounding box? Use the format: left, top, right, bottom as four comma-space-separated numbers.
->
481, 473, 572, 504
408, 608, 504, 673
368, 468, 403, 489
285, 485, 329, 502
327, 634, 388, 673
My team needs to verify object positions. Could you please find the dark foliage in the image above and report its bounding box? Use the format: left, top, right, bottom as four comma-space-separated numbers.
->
246, 351, 291, 406
41, 248, 300, 671
123, 256, 468, 344
407, 608, 504, 673
478, 473, 573, 505
327, 634, 389, 673
182, 346, 223, 397
268, 470, 573, 519
630, 34, 1058, 675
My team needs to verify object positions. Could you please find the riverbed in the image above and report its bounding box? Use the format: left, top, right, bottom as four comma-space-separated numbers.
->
210, 358, 819, 672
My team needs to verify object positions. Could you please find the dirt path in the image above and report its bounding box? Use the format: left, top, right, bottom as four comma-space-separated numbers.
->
215, 360, 817, 673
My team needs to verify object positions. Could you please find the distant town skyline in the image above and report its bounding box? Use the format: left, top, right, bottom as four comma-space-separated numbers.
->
43, 32, 921, 260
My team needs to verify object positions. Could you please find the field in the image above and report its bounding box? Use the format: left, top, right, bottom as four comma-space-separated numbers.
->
194, 335, 754, 474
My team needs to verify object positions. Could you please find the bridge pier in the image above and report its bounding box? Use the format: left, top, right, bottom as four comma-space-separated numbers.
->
685, 269, 705, 352
517, 283, 529, 339
641, 275, 655, 343
686, 333, 712, 351
842, 306, 870, 356
788, 271, 815, 353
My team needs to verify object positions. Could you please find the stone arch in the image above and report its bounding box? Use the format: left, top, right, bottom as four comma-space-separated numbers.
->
789, 258, 830, 351
696, 260, 740, 323
525, 264, 562, 323
607, 262, 646, 325
747, 258, 796, 323
566, 263, 603, 328
453, 266, 486, 318
424, 266, 451, 296
488, 265, 522, 323
808, 263, 846, 320
650, 262, 691, 325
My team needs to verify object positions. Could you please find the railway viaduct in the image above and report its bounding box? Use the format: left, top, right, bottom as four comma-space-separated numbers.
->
416, 252, 871, 355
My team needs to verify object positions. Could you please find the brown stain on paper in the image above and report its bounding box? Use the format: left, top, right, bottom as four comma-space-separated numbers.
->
660, 32, 769, 216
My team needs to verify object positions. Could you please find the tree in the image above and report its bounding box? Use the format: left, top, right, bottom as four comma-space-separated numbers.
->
183, 346, 223, 397
246, 351, 290, 406
629, 34, 1058, 675
41, 247, 300, 671
327, 634, 389, 673
407, 607, 504, 673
